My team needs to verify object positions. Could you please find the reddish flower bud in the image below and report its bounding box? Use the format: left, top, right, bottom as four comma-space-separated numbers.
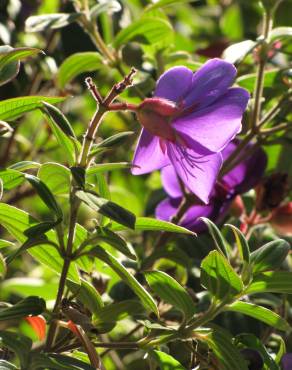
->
25, 315, 46, 341
270, 202, 292, 236
230, 195, 246, 218
136, 98, 179, 142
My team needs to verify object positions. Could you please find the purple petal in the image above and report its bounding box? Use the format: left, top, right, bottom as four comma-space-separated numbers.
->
155, 197, 181, 221
161, 165, 183, 198
131, 129, 170, 175
281, 354, 292, 370
173, 87, 249, 153
222, 140, 267, 194
184, 58, 237, 109
156, 196, 231, 233
167, 142, 223, 204
154, 66, 193, 103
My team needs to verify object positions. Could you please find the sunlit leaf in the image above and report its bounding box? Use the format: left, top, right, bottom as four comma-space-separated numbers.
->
57, 52, 102, 89
0, 96, 65, 121
25, 13, 82, 32
145, 270, 195, 320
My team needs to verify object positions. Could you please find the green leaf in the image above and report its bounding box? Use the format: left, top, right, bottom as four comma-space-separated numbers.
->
200, 218, 229, 257
225, 224, 250, 263
25, 13, 82, 32
76, 190, 136, 229
67, 278, 103, 315
0, 46, 41, 70
222, 40, 257, 64
0, 253, 6, 279
0, 45, 42, 86
0, 296, 46, 321
92, 131, 134, 150
57, 52, 102, 89
235, 333, 279, 370
6, 235, 55, 264
0, 120, 13, 136
145, 270, 195, 320
220, 4, 243, 40
226, 301, 290, 331
41, 101, 76, 138
275, 336, 286, 364
197, 325, 248, 370
87, 162, 132, 176
0, 169, 24, 190
90, 1, 121, 19
201, 250, 243, 301
25, 174, 63, 219
270, 27, 292, 41
0, 203, 80, 282
0, 239, 14, 249
237, 69, 280, 92
31, 353, 95, 370
0, 360, 17, 369
0, 331, 32, 369
150, 350, 186, 370
38, 162, 70, 195
0, 96, 65, 121
87, 246, 158, 316
9, 161, 40, 171
94, 226, 137, 260
111, 216, 194, 235
250, 240, 290, 274
42, 109, 76, 165
93, 300, 144, 332
113, 18, 173, 48
145, 0, 197, 11
246, 271, 292, 295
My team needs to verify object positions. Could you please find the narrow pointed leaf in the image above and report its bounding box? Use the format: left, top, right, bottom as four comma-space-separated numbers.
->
145, 270, 195, 320
201, 250, 243, 301
150, 350, 186, 370
42, 101, 76, 138
25, 13, 82, 32
0, 203, 80, 282
0, 96, 65, 121
0, 169, 24, 190
57, 52, 102, 89
0, 331, 32, 368
200, 217, 228, 257
93, 131, 134, 149
31, 353, 96, 370
87, 246, 158, 315
67, 278, 103, 315
0, 360, 17, 369
111, 216, 194, 235
76, 190, 136, 229
226, 301, 290, 331
196, 325, 248, 370
246, 271, 292, 295
38, 162, 70, 195
250, 240, 290, 274
225, 224, 250, 263
94, 226, 137, 260
25, 174, 63, 219
87, 162, 132, 176
0, 296, 46, 321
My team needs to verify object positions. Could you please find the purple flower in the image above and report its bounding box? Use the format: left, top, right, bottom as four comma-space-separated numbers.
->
131, 59, 249, 203
282, 354, 292, 370
156, 141, 267, 233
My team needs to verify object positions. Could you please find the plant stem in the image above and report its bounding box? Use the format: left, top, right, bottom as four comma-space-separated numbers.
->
251, 8, 273, 131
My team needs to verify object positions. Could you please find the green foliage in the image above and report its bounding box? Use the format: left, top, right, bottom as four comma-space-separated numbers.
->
1, 0, 292, 368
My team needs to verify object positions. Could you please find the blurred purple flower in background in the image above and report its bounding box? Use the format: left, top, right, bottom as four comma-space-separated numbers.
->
132, 58, 249, 203
156, 140, 267, 232
281, 354, 292, 370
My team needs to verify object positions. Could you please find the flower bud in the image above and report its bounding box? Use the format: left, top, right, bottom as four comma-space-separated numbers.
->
230, 195, 246, 218
270, 202, 292, 236
256, 173, 288, 211
136, 98, 179, 142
